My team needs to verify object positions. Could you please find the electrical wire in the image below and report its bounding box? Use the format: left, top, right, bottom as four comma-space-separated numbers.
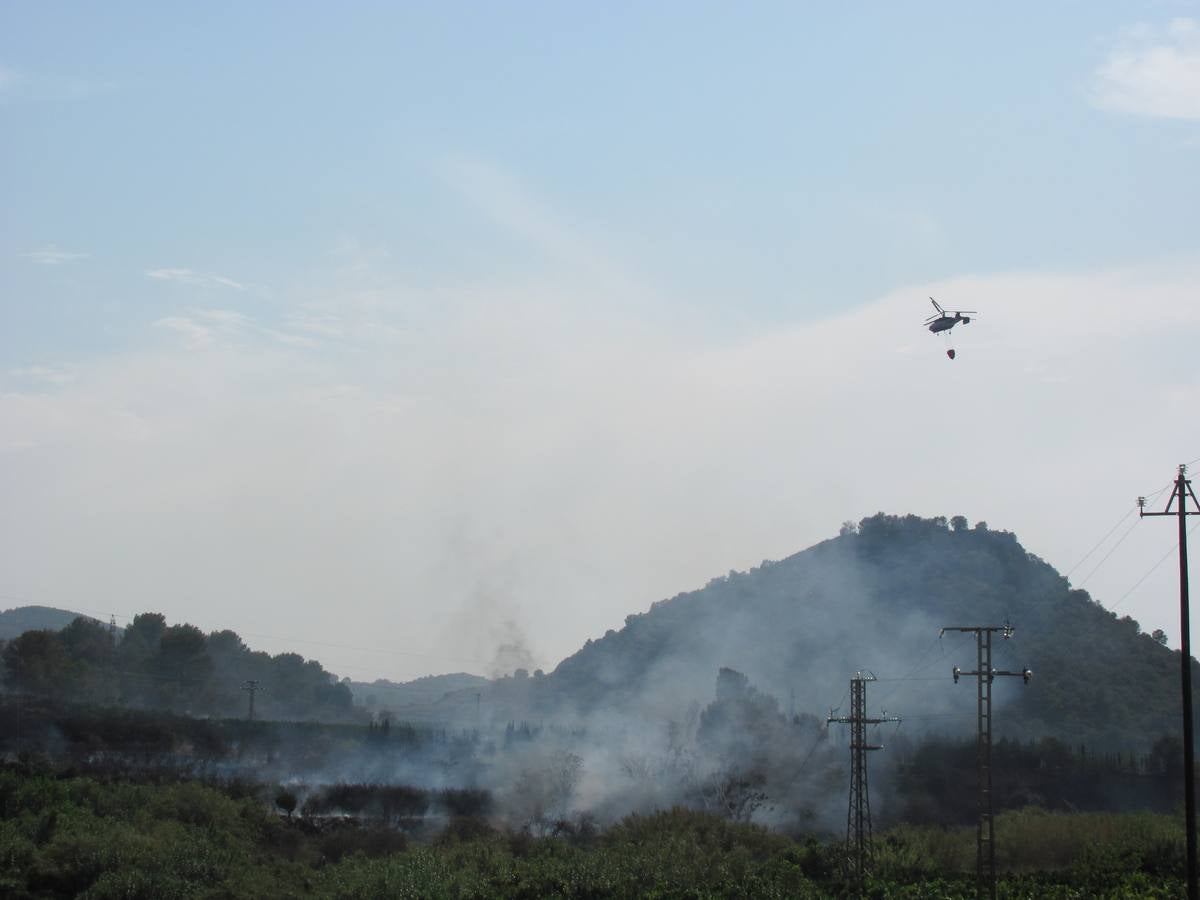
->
1063, 507, 1136, 579
794, 726, 831, 774
874, 630, 969, 708
1109, 520, 1200, 612
1142, 480, 1176, 505
1075, 517, 1141, 589
892, 713, 976, 720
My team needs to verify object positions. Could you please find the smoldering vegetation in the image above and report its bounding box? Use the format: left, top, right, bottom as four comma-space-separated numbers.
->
0, 514, 1193, 839
0, 666, 1189, 846
2, 755, 1185, 897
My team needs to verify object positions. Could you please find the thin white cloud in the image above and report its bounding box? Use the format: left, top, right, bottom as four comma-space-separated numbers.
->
9, 366, 75, 385
7, 257, 1200, 679
196, 309, 252, 329
261, 329, 320, 349
153, 316, 212, 349
147, 268, 196, 282
1094, 18, 1200, 120
146, 268, 247, 290
288, 312, 345, 338
23, 247, 89, 265
440, 154, 654, 314
153, 308, 324, 351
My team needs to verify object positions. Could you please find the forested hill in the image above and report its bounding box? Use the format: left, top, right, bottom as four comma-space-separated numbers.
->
1, 612, 357, 723
535, 514, 1192, 750
0, 606, 102, 641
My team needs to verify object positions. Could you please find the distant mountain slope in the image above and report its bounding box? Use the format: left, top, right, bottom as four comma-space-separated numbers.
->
350, 673, 489, 711
0, 606, 104, 642
492, 514, 1192, 750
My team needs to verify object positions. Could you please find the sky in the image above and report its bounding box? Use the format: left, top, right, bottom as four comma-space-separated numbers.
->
3, 2, 1200, 684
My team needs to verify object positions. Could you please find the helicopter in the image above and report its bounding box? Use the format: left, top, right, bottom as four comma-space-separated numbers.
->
924, 298, 977, 360
924, 298, 976, 334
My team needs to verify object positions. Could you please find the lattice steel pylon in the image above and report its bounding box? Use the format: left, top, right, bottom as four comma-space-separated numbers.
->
942, 624, 1031, 900
827, 672, 900, 891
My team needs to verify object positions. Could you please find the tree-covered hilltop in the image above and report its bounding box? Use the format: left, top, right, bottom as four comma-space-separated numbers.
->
0, 612, 357, 723
533, 514, 1194, 751
0, 605, 106, 642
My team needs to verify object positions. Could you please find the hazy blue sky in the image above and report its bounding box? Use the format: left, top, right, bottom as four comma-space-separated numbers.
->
3, 3, 1200, 682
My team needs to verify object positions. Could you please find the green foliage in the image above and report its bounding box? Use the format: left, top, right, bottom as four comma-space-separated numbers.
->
875, 808, 1185, 897
891, 734, 1188, 824
2, 612, 357, 723
0, 765, 1187, 898
276, 787, 299, 818
4, 630, 72, 697
317, 824, 408, 864
0, 766, 298, 898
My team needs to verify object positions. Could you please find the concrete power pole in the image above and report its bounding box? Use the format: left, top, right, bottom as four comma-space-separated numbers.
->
1139, 463, 1200, 900
827, 672, 900, 891
942, 624, 1031, 900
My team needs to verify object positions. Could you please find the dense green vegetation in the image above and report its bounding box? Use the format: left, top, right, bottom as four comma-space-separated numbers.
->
0, 612, 356, 722
887, 732, 1188, 823
0, 763, 1186, 898
0, 697, 480, 791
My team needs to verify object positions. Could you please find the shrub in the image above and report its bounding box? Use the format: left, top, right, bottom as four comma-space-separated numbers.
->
434, 816, 496, 845
318, 824, 408, 864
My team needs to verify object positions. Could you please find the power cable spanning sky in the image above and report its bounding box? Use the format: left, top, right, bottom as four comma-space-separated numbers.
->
3, 3, 1200, 681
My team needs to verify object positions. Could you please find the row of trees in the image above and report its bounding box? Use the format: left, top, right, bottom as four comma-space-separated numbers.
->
0, 613, 356, 722
686, 666, 1191, 829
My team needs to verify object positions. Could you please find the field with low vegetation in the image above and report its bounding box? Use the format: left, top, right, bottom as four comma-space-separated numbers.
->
0, 761, 1186, 899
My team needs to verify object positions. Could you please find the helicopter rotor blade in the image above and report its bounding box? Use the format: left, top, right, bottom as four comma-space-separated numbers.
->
929, 297, 945, 314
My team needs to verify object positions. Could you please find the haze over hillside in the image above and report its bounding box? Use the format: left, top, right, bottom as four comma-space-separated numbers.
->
349, 673, 490, 713
401, 514, 1187, 752
1, 515, 1187, 756
2, 511, 1193, 841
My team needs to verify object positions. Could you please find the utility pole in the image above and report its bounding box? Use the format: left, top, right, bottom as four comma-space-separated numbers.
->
1139, 463, 1200, 900
242, 680, 261, 721
108, 615, 119, 706
827, 672, 900, 892
942, 624, 1031, 900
